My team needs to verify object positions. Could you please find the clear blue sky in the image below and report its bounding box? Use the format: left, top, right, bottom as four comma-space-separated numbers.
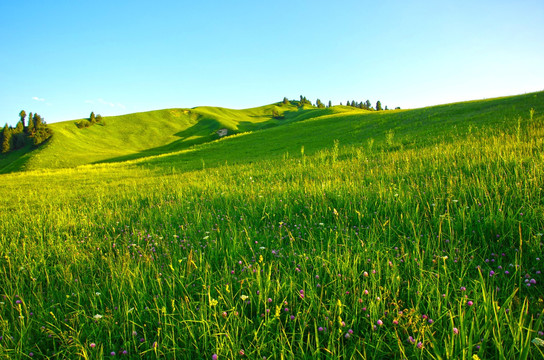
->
1, 0, 543, 126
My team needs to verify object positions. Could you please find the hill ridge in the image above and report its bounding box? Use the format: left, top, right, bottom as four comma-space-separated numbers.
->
0, 92, 542, 174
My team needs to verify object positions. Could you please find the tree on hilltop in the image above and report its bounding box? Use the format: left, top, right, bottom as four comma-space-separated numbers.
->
1, 124, 12, 153
90, 112, 96, 123
283, 97, 289, 105
27, 112, 34, 134
376, 101, 383, 111
19, 110, 26, 128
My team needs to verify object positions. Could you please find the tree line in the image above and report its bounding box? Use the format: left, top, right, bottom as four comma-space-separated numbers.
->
281, 97, 399, 111
76, 112, 105, 128
1, 110, 52, 153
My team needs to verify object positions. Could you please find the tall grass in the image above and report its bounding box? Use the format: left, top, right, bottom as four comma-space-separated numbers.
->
0, 103, 543, 359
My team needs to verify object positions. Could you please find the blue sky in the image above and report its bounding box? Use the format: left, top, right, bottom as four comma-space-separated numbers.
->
1, 0, 543, 126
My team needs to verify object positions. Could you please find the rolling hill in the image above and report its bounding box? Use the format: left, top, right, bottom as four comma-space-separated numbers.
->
1, 92, 542, 174
1, 92, 543, 358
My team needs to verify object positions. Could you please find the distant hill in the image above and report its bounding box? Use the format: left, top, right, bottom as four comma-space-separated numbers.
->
0, 92, 542, 174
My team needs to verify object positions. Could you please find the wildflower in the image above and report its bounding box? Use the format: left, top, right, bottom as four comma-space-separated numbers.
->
453, 327, 459, 335
110, 351, 116, 356
467, 301, 474, 306
239, 349, 245, 356
408, 336, 415, 344
90, 343, 96, 348
318, 327, 324, 332
240, 295, 248, 301
377, 319, 383, 326
210, 299, 218, 306
417, 342, 423, 349
93, 314, 103, 319
212, 355, 218, 360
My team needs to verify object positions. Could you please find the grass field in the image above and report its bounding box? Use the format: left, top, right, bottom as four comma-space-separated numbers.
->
0, 93, 543, 359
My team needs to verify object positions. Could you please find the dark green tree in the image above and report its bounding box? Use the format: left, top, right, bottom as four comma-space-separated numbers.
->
90, 112, 96, 123
14, 120, 24, 134
19, 110, 26, 128
1, 124, 12, 153
282, 97, 289, 105
376, 101, 383, 111
365, 100, 372, 109
316, 99, 325, 108
328, 100, 332, 108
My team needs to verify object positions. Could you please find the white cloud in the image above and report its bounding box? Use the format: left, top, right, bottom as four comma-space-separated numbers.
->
32, 96, 45, 102
97, 98, 115, 107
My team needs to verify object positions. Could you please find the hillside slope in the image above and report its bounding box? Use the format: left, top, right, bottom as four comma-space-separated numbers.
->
0, 102, 360, 173
0, 92, 542, 174
126, 91, 544, 174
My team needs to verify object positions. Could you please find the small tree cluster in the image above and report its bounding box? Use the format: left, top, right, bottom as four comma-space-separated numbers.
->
76, 112, 105, 128
298, 95, 312, 107
0, 110, 52, 153
315, 99, 326, 108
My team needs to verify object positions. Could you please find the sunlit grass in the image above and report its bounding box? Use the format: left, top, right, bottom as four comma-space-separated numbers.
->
0, 93, 543, 359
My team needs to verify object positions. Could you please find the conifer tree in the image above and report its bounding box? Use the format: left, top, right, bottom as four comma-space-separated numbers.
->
1, 124, 12, 153
19, 110, 26, 128
27, 112, 34, 135
90, 112, 96, 123
376, 101, 383, 111
283, 97, 289, 105
328, 100, 332, 108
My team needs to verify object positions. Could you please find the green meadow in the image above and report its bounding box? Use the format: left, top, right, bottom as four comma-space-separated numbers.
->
1, 92, 543, 359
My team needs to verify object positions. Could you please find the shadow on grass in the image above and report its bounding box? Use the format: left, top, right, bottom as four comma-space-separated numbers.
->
93, 108, 329, 166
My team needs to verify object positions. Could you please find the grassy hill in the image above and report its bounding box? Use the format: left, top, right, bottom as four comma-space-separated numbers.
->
0, 92, 543, 359
1, 92, 542, 174
0, 102, 353, 173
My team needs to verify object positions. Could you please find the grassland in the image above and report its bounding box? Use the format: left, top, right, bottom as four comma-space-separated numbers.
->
0, 93, 543, 359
